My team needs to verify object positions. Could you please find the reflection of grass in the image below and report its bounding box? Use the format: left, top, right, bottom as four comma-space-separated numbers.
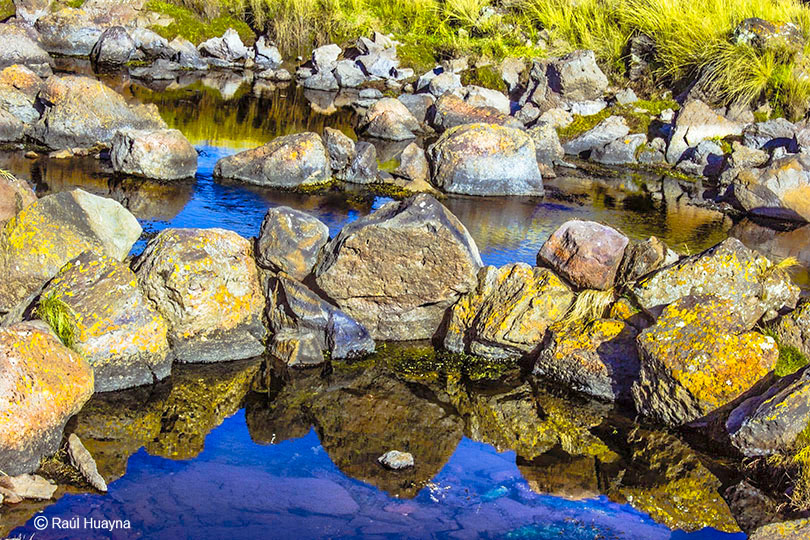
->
36, 292, 78, 349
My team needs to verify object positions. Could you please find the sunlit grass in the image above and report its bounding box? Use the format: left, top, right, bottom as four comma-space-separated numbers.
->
35, 292, 78, 349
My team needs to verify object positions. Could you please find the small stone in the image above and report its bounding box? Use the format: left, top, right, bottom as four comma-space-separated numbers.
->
67, 433, 107, 492
378, 450, 414, 470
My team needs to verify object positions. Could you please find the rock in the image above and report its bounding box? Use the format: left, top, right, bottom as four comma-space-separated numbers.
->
129, 58, 182, 81
632, 295, 778, 426
334, 59, 365, 87
358, 97, 421, 140
35, 8, 102, 56
528, 123, 564, 171
733, 18, 805, 55
312, 43, 341, 71
213, 132, 330, 187
129, 27, 172, 60
315, 194, 482, 340
256, 206, 329, 280
90, 25, 134, 65
0, 65, 41, 124
726, 365, 810, 456
534, 319, 639, 402
133, 228, 266, 363
427, 123, 543, 196
742, 118, 797, 151
539, 107, 573, 128
0, 473, 56, 501
723, 481, 781, 534
0, 321, 94, 475
427, 71, 461, 97
253, 35, 281, 69
548, 50, 609, 101
637, 137, 667, 165
443, 263, 574, 360
301, 70, 339, 91
569, 99, 607, 117
67, 433, 107, 492
0, 24, 53, 77
198, 28, 247, 62
0, 189, 141, 312
169, 36, 208, 70
378, 450, 414, 470
111, 128, 197, 180
393, 142, 429, 183
632, 237, 800, 325
750, 519, 810, 540
356, 49, 399, 79
13, 0, 51, 24
727, 154, 810, 222
323, 127, 355, 172
397, 93, 434, 125
463, 85, 510, 115
265, 273, 375, 360
32, 75, 166, 150
268, 330, 323, 367
39, 251, 171, 392
666, 100, 743, 164
730, 141, 769, 170
618, 236, 678, 283
500, 57, 524, 92
515, 103, 540, 125
591, 133, 647, 165
772, 299, 810, 358
0, 63, 42, 100
563, 115, 630, 156
537, 220, 629, 290
428, 93, 522, 132
0, 170, 36, 226
338, 141, 377, 184
614, 88, 638, 105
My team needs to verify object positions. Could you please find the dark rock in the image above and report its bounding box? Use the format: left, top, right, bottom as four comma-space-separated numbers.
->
90, 25, 134, 65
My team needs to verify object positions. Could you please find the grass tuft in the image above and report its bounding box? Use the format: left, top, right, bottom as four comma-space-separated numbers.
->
760, 325, 810, 377
561, 288, 615, 326
35, 292, 78, 349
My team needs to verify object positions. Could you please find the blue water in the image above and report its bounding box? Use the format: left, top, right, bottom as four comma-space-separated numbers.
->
10, 409, 746, 540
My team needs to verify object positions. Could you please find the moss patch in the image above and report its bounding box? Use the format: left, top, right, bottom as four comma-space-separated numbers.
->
761, 327, 810, 377
145, 0, 254, 46
0, 0, 16, 19
461, 65, 508, 92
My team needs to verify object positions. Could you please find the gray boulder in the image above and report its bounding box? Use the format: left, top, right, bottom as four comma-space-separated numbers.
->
0, 24, 53, 77
256, 206, 329, 280
528, 122, 564, 170
169, 37, 208, 70
90, 26, 134, 65
198, 28, 248, 62
301, 70, 339, 91
111, 129, 198, 180
0, 108, 24, 142
337, 141, 378, 184
548, 50, 609, 101
666, 100, 743, 164
428, 93, 522, 132
591, 133, 647, 165
427, 71, 461, 97
323, 127, 355, 172
35, 8, 102, 56
334, 59, 365, 87
312, 43, 341, 71
130, 27, 173, 60
397, 94, 435, 124
358, 97, 421, 140
254, 36, 282, 69
563, 115, 630, 156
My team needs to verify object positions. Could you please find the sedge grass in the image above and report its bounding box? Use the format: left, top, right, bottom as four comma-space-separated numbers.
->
35, 292, 78, 349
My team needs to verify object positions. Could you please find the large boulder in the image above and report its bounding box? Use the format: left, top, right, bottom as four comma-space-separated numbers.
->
213, 132, 330, 188
133, 228, 266, 363
0, 189, 141, 313
666, 100, 743, 164
256, 206, 329, 280
315, 194, 482, 340
533, 319, 639, 402
427, 123, 544, 196
548, 50, 609, 101
0, 171, 36, 227
726, 154, 810, 222
265, 273, 375, 365
357, 98, 421, 141
632, 237, 800, 325
427, 93, 522, 132
90, 25, 134, 65
31, 75, 167, 150
0, 24, 53, 77
632, 295, 778, 426
198, 28, 247, 62
537, 220, 629, 290
726, 365, 810, 456
39, 252, 171, 392
35, 8, 103, 57
110, 128, 198, 180
442, 263, 574, 360
0, 320, 94, 475
528, 122, 564, 172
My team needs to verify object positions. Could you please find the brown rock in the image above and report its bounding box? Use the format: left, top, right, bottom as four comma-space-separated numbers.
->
0, 170, 36, 226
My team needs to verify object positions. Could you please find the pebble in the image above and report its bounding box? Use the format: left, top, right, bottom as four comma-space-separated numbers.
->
378, 450, 414, 470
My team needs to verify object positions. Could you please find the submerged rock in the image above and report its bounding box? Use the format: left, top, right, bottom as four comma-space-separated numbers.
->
67, 433, 107, 492
256, 206, 329, 280
110, 128, 198, 181
0, 321, 94, 476
632, 295, 778, 426
0, 189, 141, 312
442, 263, 574, 360
213, 132, 331, 188
537, 220, 629, 291
357, 98, 421, 140
134, 228, 266, 363
427, 123, 544, 196
315, 194, 482, 340
40, 251, 171, 392
0, 474, 57, 502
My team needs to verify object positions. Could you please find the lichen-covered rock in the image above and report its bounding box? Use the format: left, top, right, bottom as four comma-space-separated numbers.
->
548, 50, 609, 101
213, 132, 330, 188
750, 519, 810, 540
427, 93, 522, 133
533, 318, 639, 402
40, 252, 171, 392
632, 295, 779, 426
0, 64, 42, 124
35, 8, 103, 56
727, 154, 810, 222
666, 100, 743, 164
0, 321, 94, 475
256, 206, 329, 280
0, 171, 36, 226
619, 236, 679, 283
31, 75, 166, 150
733, 18, 805, 55
771, 299, 810, 358
0, 24, 53, 77
265, 273, 375, 361
134, 228, 266, 363
726, 365, 810, 456
0, 189, 141, 312
315, 194, 482, 340
90, 25, 134, 65
632, 238, 800, 325
357, 97, 421, 140
537, 220, 629, 290
443, 263, 574, 360
110, 128, 198, 180
427, 123, 544, 196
